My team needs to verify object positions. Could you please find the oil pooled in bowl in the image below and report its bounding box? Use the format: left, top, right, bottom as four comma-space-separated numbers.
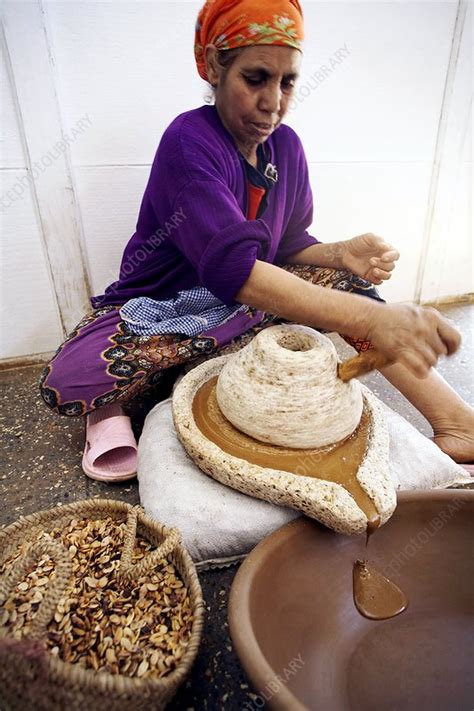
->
353, 559, 408, 620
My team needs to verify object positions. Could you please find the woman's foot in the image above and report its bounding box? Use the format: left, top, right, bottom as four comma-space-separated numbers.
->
431, 404, 474, 467
432, 428, 474, 465
379, 362, 474, 465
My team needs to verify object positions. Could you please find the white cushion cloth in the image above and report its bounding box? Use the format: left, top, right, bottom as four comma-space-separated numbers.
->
138, 397, 470, 568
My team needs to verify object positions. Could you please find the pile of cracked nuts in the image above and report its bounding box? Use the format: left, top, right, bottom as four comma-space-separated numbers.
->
0, 516, 194, 679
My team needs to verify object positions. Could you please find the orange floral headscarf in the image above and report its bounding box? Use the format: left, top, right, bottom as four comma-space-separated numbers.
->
194, 0, 304, 81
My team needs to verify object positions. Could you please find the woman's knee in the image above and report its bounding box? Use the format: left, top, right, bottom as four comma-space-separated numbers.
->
38, 345, 97, 417
39, 354, 77, 416
38, 306, 131, 416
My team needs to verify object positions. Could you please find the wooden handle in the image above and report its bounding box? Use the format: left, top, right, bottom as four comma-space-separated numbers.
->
338, 350, 390, 382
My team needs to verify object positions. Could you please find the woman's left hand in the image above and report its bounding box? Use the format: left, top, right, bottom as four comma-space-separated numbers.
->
340, 233, 400, 285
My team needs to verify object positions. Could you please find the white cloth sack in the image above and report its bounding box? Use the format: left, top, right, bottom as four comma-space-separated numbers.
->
138, 397, 470, 568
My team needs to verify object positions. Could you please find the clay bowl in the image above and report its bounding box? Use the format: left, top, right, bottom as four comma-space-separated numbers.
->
228, 490, 473, 711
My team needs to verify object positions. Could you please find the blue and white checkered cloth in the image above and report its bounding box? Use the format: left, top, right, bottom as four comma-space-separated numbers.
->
119, 286, 244, 337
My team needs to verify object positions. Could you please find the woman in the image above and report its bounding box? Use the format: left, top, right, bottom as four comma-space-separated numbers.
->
39, 0, 474, 480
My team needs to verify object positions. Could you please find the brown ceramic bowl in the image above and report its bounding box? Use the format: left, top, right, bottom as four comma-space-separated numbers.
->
228, 490, 473, 711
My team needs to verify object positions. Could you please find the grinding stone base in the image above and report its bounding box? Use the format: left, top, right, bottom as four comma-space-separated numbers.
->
172, 355, 396, 536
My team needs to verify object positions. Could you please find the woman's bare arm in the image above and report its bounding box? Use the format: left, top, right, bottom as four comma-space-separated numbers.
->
284, 242, 344, 267
236, 260, 376, 336
235, 260, 461, 377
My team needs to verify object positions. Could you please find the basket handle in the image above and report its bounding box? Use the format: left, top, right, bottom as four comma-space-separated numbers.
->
0, 510, 181, 636
117, 507, 182, 584
0, 539, 72, 640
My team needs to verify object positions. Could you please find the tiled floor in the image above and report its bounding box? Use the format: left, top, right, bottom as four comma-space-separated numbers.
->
1, 302, 472, 709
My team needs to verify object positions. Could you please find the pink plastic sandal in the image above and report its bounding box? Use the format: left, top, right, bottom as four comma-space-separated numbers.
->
82, 415, 138, 482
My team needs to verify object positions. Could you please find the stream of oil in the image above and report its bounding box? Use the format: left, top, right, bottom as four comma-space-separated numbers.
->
353, 516, 408, 620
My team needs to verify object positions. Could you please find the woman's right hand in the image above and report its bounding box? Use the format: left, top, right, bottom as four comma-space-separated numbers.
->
365, 303, 461, 377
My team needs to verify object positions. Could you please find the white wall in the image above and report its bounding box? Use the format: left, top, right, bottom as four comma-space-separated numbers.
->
0, 31, 64, 359
1, 0, 472, 361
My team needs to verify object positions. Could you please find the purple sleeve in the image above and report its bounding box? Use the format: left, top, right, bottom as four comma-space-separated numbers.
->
275, 141, 320, 264
164, 178, 272, 306
146, 121, 274, 306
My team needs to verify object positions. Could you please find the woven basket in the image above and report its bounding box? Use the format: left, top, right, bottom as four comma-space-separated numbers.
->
0, 499, 205, 710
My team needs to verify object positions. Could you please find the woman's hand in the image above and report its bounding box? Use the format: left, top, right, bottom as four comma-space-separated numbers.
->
340, 233, 400, 285
364, 303, 461, 377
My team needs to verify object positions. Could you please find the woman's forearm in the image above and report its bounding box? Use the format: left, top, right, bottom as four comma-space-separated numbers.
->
285, 241, 345, 267
235, 260, 461, 377
235, 259, 379, 339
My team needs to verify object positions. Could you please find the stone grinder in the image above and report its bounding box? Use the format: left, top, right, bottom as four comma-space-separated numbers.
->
172, 325, 397, 535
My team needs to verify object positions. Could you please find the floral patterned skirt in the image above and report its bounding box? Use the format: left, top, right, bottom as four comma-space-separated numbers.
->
39, 265, 383, 417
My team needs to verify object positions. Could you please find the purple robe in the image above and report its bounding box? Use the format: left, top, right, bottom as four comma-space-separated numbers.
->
91, 105, 319, 310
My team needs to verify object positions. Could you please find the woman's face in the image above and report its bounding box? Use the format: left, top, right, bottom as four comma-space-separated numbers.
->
206, 45, 302, 162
